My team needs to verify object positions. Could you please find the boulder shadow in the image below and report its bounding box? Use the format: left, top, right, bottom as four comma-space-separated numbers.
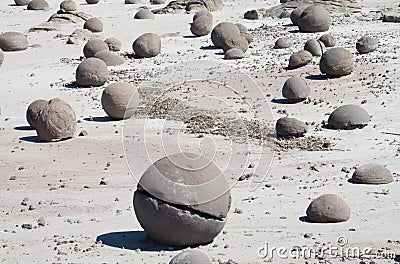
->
14, 126, 34, 131
183, 35, 199, 39
271, 98, 305, 104
200, 45, 219, 51
306, 74, 328, 81
288, 29, 300, 33
64, 81, 79, 89
298, 216, 313, 223
19, 136, 43, 143
84, 116, 114, 122
96, 231, 183, 252
394, 255, 400, 262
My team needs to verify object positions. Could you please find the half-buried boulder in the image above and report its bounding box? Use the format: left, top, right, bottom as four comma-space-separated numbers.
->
327, 104, 370, 129
306, 194, 350, 223
351, 163, 393, 184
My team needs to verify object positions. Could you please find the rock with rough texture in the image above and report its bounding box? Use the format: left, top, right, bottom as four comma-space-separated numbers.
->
67, 29, 96, 44
134, 9, 155, 19
125, 0, 141, 3
26, 99, 48, 129
27, 0, 49, 10
35, 99, 77, 141
191, 14, 213, 36
288, 50, 312, 68
351, 163, 393, 184
383, 13, 400, 23
170, 250, 211, 264
306, 194, 350, 223
220, 34, 248, 53
151, 0, 166, 4
86, 0, 99, 4
328, 104, 370, 129
193, 11, 213, 21
84, 17, 103, 33
48, 11, 91, 24
274, 37, 293, 49
94, 51, 124, 66
60, 0, 77, 11
319, 34, 335, 47
211, 22, 241, 48
101, 82, 139, 119
133, 153, 231, 246
104, 38, 122, 51
276, 117, 307, 138
297, 5, 332, 33
133, 33, 161, 58
281, 0, 362, 14
320, 47, 354, 77
153, 0, 223, 14
83, 39, 109, 58
244, 9, 266, 20
290, 5, 308, 25
76, 58, 109, 87
356, 35, 378, 54
224, 48, 245, 60
263, 5, 291, 18
235, 23, 253, 43
0, 32, 28, 52
14, 0, 31, 6
282, 77, 310, 102
0, 49, 3, 67
304, 39, 325, 56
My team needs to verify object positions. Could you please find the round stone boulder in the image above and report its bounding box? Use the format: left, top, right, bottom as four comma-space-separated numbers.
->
26, 99, 48, 129
83, 39, 109, 58
288, 50, 312, 69
84, 17, 103, 33
356, 35, 378, 54
304, 39, 325, 56
27, 0, 49, 10
76, 58, 109, 87
290, 5, 308, 26
224, 48, 245, 60
276, 117, 307, 138
297, 5, 332, 33
133, 152, 231, 246
0, 48, 3, 67
86, 0, 99, 4
170, 250, 211, 264
211, 22, 241, 49
95, 51, 124, 66
104, 37, 122, 51
134, 9, 155, 19
101, 82, 139, 120
235, 23, 253, 44
0, 32, 28, 52
320, 47, 354, 78
132, 33, 161, 58
35, 99, 77, 142
328, 104, 370, 129
193, 11, 213, 21
14, 0, 30, 6
319, 34, 335, 47
306, 194, 350, 223
220, 34, 248, 53
191, 15, 213, 37
282, 77, 310, 102
351, 163, 393, 184
60, 0, 77, 11
274, 37, 293, 49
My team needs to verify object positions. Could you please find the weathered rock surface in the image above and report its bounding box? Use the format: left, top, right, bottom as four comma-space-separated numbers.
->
152, 0, 223, 14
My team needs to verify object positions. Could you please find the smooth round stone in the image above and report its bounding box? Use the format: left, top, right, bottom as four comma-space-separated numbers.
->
356, 35, 378, 54
86, 0, 99, 4
220, 34, 248, 53
27, 0, 49, 10
101, 82, 139, 119
297, 5, 332, 33
351, 163, 393, 184
290, 5, 308, 26
60, 0, 77, 11
306, 194, 350, 223
104, 37, 122, 51
76, 58, 109, 87
84, 17, 103, 33
190, 15, 213, 36
170, 250, 211, 264
276, 117, 307, 138
319, 34, 335, 47
0, 32, 28, 52
319, 47, 354, 78
14, 0, 31, 6
132, 33, 161, 58
282, 76, 310, 102
83, 39, 109, 58
224, 48, 245, 60
328, 104, 370, 129
274, 37, 293, 49
134, 9, 155, 19
211, 22, 241, 48
288, 50, 312, 69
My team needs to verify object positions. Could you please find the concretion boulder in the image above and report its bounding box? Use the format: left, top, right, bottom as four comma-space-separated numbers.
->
26, 99, 48, 129
0, 32, 29, 52
297, 5, 332, 33
304, 39, 325, 56
76, 58, 109, 87
276, 117, 307, 138
170, 250, 211, 264
190, 14, 213, 36
84, 17, 103, 33
351, 163, 393, 184
101, 82, 139, 119
319, 34, 335, 47
306, 194, 350, 223
282, 76, 310, 102
274, 37, 294, 49
94, 51, 124, 66
153, 0, 223, 14
356, 35, 378, 54
104, 37, 122, 51
27, 0, 50, 10
327, 104, 370, 129
224, 48, 245, 60
288, 50, 312, 68
319, 47, 354, 77
211, 22, 241, 48
83, 39, 109, 58
132, 33, 161, 58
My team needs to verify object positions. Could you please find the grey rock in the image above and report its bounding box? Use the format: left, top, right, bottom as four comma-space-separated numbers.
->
356, 35, 378, 54
297, 5, 332, 33
351, 163, 393, 184
101, 82, 139, 120
282, 76, 310, 101
304, 39, 325, 56
288, 50, 312, 68
274, 37, 293, 49
306, 194, 350, 223
319, 34, 335, 47
94, 51, 124, 66
328, 104, 370, 129
83, 39, 109, 58
276, 117, 307, 138
134, 9, 155, 19
0, 32, 29, 52
170, 250, 211, 264
224, 48, 245, 60
320, 47, 354, 77
76, 58, 109, 87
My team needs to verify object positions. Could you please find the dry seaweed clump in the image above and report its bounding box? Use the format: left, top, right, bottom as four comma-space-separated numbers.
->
273, 136, 332, 151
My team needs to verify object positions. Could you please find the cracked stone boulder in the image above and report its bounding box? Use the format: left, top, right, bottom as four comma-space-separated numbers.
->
220, 34, 248, 53
306, 194, 350, 223
274, 37, 293, 49
153, 0, 223, 14
319, 34, 335, 47
133, 33, 161, 58
320, 47, 354, 77
35, 98, 77, 141
76, 58, 109, 87
282, 77, 310, 102
244, 8, 267, 20
288, 50, 312, 69
304, 39, 325, 56
83, 39, 109, 58
101, 82, 139, 120
84, 17, 103, 33
26, 99, 48, 129
27, 0, 50, 10
297, 5, 332, 32
351, 163, 393, 184
133, 152, 231, 246
190, 13, 213, 36
328, 104, 370, 129
170, 250, 211, 264
0, 32, 28, 52
276, 117, 307, 138
67, 29, 96, 44
356, 35, 378, 54
95, 50, 124, 66
104, 37, 122, 51
60, 0, 77, 11
14, 0, 30, 6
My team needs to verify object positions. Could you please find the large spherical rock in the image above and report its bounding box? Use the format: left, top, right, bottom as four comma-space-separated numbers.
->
35, 99, 76, 141
0, 32, 28, 52
101, 82, 139, 119
170, 250, 211, 264
60, 0, 77, 11
0, 48, 3, 67
94, 51, 124, 66
328, 104, 370, 129
320, 47, 354, 78
76, 58, 109, 87
26, 99, 48, 129
288, 50, 312, 69
274, 37, 293, 49
14, 0, 30, 6
84, 17, 103, 33
134, 9, 155, 19
27, 0, 49, 10
306, 194, 350, 223
86, 0, 99, 4
220, 34, 248, 53
282, 77, 310, 102
356, 35, 378, 54
104, 37, 122, 51
304, 39, 325, 56
191, 15, 213, 37
193, 11, 213, 21
211, 22, 241, 48
297, 5, 332, 33
319, 34, 335, 47
224, 48, 245, 60
276, 117, 307, 138
351, 163, 393, 184
83, 39, 109, 58
133, 153, 231, 246
290, 5, 308, 26
132, 33, 161, 58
